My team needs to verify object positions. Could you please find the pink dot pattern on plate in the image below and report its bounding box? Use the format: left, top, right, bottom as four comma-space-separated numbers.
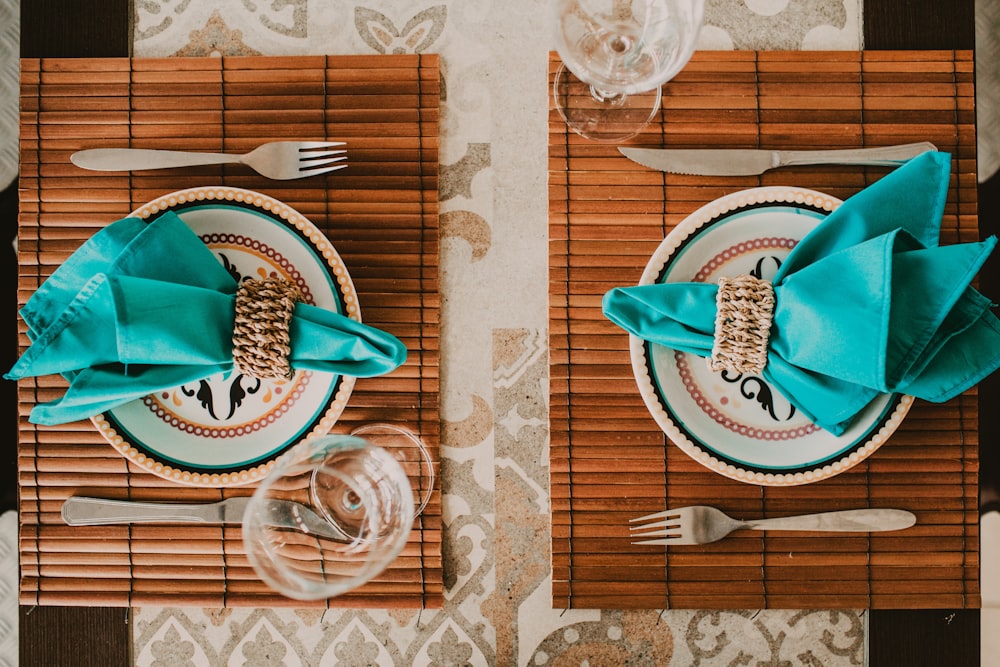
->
674, 352, 819, 441
692, 237, 798, 283
200, 232, 316, 304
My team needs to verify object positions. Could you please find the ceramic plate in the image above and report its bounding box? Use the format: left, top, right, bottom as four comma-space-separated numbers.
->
632, 186, 912, 486
92, 186, 357, 487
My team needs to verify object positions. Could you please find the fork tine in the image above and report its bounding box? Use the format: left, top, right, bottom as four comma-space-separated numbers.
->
631, 538, 681, 546
630, 509, 679, 523
629, 518, 678, 532
298, 155, 348, 170
297, 141, 346, 149
298, 162, 349, 177
298, 148, 347, 161
630, 526, 685, 544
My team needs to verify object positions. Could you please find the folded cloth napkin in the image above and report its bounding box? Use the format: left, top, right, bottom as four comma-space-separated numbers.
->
6, 211, 407, 425
603, 151, 1000, 435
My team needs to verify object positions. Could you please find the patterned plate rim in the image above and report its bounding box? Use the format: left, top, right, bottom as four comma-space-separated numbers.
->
91, 185, 357, 488
630, 185, 914, 487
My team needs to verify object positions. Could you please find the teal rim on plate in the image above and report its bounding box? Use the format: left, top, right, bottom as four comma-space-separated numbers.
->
630, 186, 913, 486
92, 186, 358, 488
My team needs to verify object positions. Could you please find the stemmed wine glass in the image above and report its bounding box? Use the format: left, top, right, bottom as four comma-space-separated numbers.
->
552, 0, 705, 142
242, 424, 434, 601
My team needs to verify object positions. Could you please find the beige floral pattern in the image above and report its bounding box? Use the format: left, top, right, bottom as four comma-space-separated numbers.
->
355, 5, 447, 54
150, 625, 197, 667
330, 627, 382, 666
171, 10, 261, 56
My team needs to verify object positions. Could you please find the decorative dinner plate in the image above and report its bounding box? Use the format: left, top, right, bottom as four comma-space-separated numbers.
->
632, 186, 912, 486
92, 186, 357, 487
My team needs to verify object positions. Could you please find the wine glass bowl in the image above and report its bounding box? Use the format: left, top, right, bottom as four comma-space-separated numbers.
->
242, 434, 416, 601
552, 0, 704, 142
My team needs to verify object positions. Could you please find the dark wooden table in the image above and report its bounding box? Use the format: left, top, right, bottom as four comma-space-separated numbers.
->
7, 0, 993, 664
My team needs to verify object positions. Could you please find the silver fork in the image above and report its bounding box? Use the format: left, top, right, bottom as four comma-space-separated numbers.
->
71, 141, 348, 180
629, 505, 916, 546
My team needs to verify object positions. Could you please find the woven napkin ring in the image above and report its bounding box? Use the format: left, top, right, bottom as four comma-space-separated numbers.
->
709, 274, 775, 375
232, 277, 303, 381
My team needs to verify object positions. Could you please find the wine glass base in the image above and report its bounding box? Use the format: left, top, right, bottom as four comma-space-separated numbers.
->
553, 63, 661, 143
350, 423, 435, 517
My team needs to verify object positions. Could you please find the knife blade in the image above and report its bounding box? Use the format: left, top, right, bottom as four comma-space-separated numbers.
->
618, 141, 937, 176
61, 495, 351, 542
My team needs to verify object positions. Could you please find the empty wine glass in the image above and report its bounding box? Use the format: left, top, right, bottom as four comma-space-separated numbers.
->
242, 426, 433, 601
552, 0, 704, 142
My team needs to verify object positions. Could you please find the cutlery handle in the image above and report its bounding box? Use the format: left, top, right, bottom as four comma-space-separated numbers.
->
777, 142, 937, 168
71, 148, 241, 172
61, 496, 216, 525
744, 508, 916, 533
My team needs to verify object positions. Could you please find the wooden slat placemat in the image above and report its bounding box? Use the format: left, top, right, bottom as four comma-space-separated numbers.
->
549, 50, 980, 609
17, 54, 442, 608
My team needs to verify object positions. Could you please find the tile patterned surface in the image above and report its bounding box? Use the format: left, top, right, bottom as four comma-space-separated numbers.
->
984, 512, 1000, 662
977, 0, 1000, 181
0, 0, 18, 191
129, 1, 873, 665
0, 512, 15, 667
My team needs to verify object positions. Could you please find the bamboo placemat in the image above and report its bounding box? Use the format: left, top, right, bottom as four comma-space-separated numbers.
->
549, 50, 980, 609
17, 54, 442, 608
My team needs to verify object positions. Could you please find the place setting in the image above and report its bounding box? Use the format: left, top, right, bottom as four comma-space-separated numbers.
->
548, 0, 985, 610
11, 176, 432, 603
15, 54, 443, 608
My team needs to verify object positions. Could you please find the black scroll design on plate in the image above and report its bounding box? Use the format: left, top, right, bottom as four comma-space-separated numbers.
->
749, 255, 782, 280
181, 374, 264, 421
218, 252, 244, 283
719, 370, 796, 422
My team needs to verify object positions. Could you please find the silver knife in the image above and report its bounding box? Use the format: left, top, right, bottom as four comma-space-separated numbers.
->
618, 141, 938, 176
61, 495, 351, 542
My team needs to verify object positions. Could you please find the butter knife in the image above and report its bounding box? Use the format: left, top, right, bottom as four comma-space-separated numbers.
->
61, 495, 351, 542
618, 141, 937, 176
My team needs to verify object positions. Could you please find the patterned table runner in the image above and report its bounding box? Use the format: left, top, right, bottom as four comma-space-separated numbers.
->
549, 50, 979, 609
17, 54, 442, 608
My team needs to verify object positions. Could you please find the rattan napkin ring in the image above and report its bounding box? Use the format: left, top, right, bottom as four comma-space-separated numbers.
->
709, 274, 775, 375
232, 277, 302, 380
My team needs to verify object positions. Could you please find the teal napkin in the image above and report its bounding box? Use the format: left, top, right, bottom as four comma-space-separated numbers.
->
603, 151, 1000, 435
6, 211, 407, 425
